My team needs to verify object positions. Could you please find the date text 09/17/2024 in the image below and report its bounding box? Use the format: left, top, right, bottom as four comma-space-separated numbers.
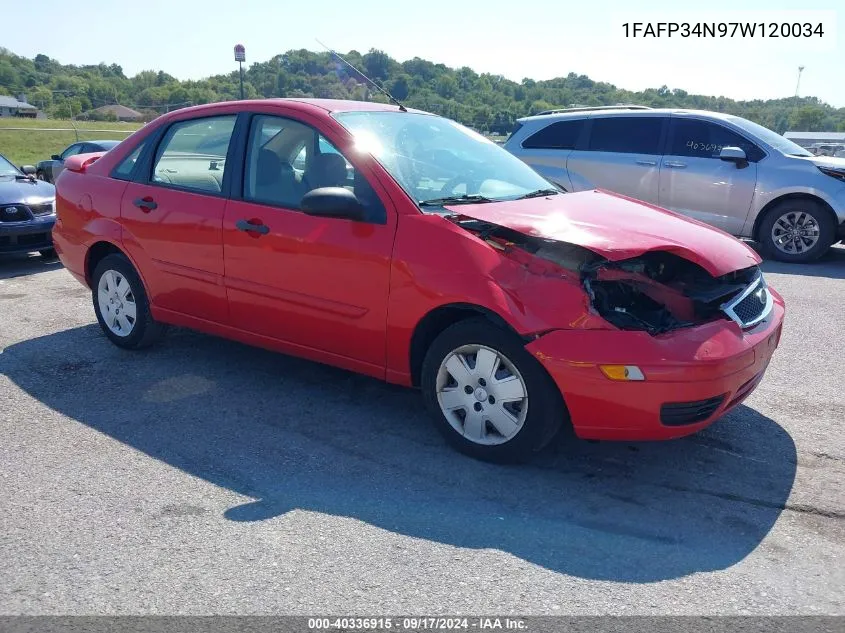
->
622, 22, 825, 38
307, 617, 528, 630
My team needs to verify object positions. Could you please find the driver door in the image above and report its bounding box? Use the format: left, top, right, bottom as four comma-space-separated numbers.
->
223, 113, 397, 377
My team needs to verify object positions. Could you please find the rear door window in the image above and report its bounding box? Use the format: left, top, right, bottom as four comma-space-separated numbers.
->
668, 118, 765, 161
522, 120, 584, 149
151, 115, 237, 194
586, 116, 663, 154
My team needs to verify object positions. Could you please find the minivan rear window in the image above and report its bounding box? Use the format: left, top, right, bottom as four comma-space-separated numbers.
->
587, 117, 663, 155
522, 120, 585, 150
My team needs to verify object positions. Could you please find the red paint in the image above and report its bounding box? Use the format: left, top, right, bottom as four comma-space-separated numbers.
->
452, 189, 762, 277
53, 98, 785, 442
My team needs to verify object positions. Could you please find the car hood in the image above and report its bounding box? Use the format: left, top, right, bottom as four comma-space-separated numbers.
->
802, 155, 845, 170
0, 176, 55, 204
446, 189, 761, 278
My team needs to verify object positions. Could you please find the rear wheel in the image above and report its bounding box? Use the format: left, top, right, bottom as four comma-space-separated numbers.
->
92, 253, 165, 349
421, 317, 566, 463
759, 199, 835, 263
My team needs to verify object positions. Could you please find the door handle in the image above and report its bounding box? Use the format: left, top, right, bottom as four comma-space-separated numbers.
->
236, 219, 270, 235
664, 161, 687, 169
132, 197, 158, 211
636, 159, 657, 166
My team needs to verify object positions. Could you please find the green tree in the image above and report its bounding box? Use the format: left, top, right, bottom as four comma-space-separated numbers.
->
389, 74, 411, 100
789, 105, 827, 131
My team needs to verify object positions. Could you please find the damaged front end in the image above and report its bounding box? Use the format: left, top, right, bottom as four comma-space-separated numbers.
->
450, 216, 765, 336
581, 251, 761, 334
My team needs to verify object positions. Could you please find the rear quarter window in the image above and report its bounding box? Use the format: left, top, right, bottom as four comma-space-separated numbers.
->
522, 119, 585, 150
112, 142, 147, 181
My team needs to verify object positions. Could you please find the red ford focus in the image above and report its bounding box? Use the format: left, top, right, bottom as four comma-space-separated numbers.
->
52, 98, 784, 462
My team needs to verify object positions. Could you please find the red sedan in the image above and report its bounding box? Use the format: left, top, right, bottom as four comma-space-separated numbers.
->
52, 98, 785, 462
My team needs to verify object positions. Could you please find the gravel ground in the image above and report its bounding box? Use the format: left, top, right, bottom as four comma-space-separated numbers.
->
0, 247, 843, 615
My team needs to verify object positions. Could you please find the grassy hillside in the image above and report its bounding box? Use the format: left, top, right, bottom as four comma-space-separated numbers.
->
2, 47, 844, 142
0, 119, 141, 167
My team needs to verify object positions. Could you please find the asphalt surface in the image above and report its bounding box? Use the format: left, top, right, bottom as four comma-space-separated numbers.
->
0, 247, 843, 615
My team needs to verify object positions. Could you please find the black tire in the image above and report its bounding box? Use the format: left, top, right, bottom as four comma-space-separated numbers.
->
39, 248, 57, 259
91, 253, 165, 350
36, 171, 46, 182
420, 317, 567, 463
758, 199, 836, 263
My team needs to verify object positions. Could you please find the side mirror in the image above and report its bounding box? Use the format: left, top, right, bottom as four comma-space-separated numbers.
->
301, 187, 365, 221
20, 165, 36, 175
51, 154, 62, 161
719, 146, 747, 166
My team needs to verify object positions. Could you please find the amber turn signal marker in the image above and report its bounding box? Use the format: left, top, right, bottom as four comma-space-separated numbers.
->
599, 365, 645, 381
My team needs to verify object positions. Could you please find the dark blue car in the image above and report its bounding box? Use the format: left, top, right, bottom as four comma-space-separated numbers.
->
0, 152, 57, 257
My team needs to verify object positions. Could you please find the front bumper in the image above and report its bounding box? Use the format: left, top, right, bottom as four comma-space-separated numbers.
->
0, 216, 55, 254
526, 289, 785, 441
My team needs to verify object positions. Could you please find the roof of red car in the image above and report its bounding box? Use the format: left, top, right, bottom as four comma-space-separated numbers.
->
280, 98, 425, 114
147, 98, 429, 124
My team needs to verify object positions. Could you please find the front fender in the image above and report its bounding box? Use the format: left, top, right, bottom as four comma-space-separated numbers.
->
385, 214, 609, 381
746, 183, 845, 236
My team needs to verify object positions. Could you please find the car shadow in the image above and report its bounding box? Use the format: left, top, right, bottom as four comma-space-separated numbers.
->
1, 325, 797, 583
756, 243, 845, 280
0, 252, 63, 280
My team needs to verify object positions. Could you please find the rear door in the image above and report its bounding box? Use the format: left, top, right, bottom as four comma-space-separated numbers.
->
119, 114, 238, 323
658, 116, 761, 235
566, 115, 666, 204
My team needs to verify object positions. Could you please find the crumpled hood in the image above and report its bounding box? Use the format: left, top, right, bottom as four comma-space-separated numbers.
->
447, 189, 761, 277
0, 176, 56, 204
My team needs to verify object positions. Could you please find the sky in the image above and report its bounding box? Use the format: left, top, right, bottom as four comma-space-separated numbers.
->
6, 0, 844, 106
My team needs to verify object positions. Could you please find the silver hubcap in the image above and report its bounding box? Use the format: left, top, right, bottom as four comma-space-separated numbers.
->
435, 344, 528, 446
97, 270, 137, 336
771, 211, 820, 254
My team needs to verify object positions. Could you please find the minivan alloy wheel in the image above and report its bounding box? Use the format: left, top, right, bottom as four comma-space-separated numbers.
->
771, 211, 821, 255
97, 269, 137, 336
435, 344, 529, 446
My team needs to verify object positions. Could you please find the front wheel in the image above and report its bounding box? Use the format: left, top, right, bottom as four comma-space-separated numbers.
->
758, 199, 835, 263
421, 317, 566, 463
92, 253, 165, 349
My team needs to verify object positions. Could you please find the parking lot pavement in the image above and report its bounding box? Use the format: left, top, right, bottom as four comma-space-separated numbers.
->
0, 247, 843, 615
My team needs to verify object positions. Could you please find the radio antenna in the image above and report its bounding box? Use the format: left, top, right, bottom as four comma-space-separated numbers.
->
316, 39, 407, 112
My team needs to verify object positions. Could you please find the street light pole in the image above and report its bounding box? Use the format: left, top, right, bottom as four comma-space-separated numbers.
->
795, 66, 805, 98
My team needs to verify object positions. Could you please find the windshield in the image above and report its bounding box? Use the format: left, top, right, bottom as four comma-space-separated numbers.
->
727, 116, 813, 157
0, 154, 21, 177
332, 111, 556, 207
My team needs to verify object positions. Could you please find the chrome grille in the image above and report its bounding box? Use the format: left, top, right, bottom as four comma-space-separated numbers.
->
0, 205, 30, 222
722, 274, 772, 328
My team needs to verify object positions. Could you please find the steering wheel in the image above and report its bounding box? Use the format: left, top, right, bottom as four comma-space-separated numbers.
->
439, 174, 480, 196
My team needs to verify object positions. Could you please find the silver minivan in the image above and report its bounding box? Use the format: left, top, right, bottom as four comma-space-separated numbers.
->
504, 106, 845, 263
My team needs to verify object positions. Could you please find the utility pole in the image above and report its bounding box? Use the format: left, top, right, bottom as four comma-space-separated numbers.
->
794, 66, 805, 99
234, 44, 246, 100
